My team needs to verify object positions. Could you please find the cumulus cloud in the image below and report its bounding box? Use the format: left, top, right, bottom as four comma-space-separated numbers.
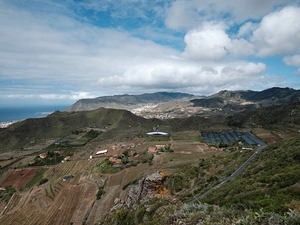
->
96, 59, 268, 94
237, 22, 258, 38
165, 1, 201, 30
165, 0, 294, 31
0, 0, 298, 104
183, 26, 232, 60
251, 6, 300, 57
230, 38, 255, 56
283, 54, 300, 67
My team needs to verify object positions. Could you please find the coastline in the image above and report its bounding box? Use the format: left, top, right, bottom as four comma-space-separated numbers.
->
0, 105, 69, 128
0, 120, 21, 128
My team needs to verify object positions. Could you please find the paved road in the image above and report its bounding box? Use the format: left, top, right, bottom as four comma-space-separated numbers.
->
187, 145, 267, 204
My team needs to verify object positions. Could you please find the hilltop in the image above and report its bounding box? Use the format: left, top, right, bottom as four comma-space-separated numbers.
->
191, 87, 300, 111
64, 87, 300, 120
64, 92, 195, 111
0, 108, 156, 152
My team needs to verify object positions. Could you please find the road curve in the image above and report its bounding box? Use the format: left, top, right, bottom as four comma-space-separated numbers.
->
187, 145, 267, 204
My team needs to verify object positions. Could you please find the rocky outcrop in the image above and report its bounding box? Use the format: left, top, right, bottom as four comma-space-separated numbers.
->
126, 171, 168, 208
112, 171, 169, 211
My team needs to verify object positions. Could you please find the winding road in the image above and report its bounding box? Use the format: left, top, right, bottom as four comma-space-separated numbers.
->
187, 145, 267, 204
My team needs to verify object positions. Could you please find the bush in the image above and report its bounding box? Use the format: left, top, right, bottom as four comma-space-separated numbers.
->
39, 178, 48, 185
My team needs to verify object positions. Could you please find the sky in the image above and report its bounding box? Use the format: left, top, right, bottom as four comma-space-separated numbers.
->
1, 0, 300, 106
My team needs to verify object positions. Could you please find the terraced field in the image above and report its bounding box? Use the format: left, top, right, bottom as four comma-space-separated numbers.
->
0, 168, 40, 190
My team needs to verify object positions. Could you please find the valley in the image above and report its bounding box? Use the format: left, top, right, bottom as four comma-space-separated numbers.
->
0, 88, 300, 224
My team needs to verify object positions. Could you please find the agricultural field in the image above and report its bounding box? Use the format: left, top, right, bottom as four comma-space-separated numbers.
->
1, 121, 296, 224
250, 128, 281, 144
0, 168, 40, 190
172, 130, 201, 141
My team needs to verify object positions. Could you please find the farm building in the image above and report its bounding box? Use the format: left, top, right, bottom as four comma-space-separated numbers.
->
155, 144, 165, 149
39, 153, 47, 159
146, 131, 169, 136
148, 147, 157, 153
96, 150, 108, 155
109, 157, 122, 165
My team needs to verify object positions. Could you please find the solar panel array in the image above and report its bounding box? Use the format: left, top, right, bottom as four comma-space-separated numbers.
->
201, 131, 266, 146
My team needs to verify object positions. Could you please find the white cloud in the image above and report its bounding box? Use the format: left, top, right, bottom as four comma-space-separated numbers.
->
213, 0, 295, 23
183, 26, 232, 60
251, 6, 300, 57
164, 0, 295, 31
6, 92, 96, 101
283, 54, 300, 67
230, 38, 255, 56
96, 59, 269, 94
237, 22, 258, 38
0, 0, 298, 103
165, 1, 201, 30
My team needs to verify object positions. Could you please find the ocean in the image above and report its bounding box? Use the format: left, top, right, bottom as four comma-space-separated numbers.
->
0, 105, 69, 123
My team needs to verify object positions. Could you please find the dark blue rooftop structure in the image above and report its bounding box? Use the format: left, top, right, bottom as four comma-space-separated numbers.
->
201, 131, 266, 146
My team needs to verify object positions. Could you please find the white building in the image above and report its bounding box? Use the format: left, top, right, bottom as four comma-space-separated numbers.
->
96, 150, 108, 155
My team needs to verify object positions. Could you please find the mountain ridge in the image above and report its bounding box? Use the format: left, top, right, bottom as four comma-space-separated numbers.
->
65, 87, 300, 113
65, 92, 195, 111
192, 87, 300, 109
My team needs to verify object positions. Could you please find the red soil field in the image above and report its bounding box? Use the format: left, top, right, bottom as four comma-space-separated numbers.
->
14, 168, 40, 189
0, 168, 40, 190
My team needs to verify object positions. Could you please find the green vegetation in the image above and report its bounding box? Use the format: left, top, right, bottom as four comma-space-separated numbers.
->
203, 137, 300, 213
95, 159, 122, 174
96, 185, 105, 200
0, 186, 16, 203
134, 151, 154, 164
31, 153, 64, 166
172, 136, 202, 141
69, 129, 101, 145
24, 168, 48, 189
101, 197, 300, 224
150, 135, 170, 142
227, 101, 300, 129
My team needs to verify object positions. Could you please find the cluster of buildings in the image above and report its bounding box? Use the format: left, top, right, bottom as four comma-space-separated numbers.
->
147, 144, 166, 153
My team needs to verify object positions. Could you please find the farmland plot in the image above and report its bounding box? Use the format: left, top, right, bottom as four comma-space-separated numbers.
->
70, 182, 98, 224
3, 193, 22, 214
43, 184, 84, 225
0, 204, 43, 225
13, 168, 40, 190
46, 161, 76, 184
0, 168, 40, 190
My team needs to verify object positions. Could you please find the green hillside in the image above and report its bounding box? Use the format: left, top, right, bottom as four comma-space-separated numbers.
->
203, 136, 300, 213
0, 108, 154, 151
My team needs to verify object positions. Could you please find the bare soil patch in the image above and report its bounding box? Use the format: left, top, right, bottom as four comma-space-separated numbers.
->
14, 168, 40, 190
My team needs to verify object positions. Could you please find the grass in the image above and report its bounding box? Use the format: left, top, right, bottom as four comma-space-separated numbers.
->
24, 168, 48, 189
172, 136, 202, 141
94, 158, 122, 174
202, 137, 300, 213
150, 136, 170, 142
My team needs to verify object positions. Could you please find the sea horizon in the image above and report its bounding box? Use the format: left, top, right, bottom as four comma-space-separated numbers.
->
0, 104, 69, 124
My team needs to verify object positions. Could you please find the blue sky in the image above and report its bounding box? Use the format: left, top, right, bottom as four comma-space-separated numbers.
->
1, 0, 300, 106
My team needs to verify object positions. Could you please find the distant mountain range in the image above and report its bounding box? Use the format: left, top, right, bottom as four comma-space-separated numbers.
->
64, 92, 195, 111
191, 87, 300, 110
65, 87, 300, 112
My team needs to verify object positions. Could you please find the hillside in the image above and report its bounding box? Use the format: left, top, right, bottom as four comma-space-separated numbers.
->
0, 108, 155, 152
65, 92, 195, 111
203, 136, 300, 213
191, 87, 300, 110
226, 101, 300, 129
1, 98, 300, 224
99, 137, 300, 224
